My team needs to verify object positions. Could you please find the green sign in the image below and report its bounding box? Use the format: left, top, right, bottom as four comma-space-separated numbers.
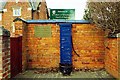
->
34, 26, 51, 37
50, 9, 75, 20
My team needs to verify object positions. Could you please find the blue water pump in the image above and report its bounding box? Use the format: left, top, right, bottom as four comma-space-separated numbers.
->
59, 23, 72, 75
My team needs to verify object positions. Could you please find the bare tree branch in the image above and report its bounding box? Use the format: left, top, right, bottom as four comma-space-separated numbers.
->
84, 1, 120, 36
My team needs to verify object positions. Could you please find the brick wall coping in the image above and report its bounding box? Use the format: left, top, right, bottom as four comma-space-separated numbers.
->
13, 18, 91, 24
26, 20, 91, 24
10, 35, 22, 38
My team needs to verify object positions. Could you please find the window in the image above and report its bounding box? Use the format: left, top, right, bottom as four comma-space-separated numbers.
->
13, 8, 21, 16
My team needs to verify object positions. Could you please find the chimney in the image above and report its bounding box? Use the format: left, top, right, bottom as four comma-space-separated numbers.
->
37, 0, 48, 19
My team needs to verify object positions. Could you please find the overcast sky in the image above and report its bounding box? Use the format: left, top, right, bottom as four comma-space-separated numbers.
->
46, 0, 87, 20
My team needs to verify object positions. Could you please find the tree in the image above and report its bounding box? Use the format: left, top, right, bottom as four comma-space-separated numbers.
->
85, 1, 120, 36
83, 9, 92, 21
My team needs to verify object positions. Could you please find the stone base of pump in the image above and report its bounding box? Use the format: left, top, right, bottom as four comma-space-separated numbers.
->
59, 63, 73, 76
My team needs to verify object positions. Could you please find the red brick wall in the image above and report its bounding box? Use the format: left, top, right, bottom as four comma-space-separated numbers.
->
22, 23, 105, 70
105, 38, 119, 78
14, 21, 23, 35
2, 2, 32, 33
24, 24, 60, 69
0, 28, 10, 79
72, 24, 105, 70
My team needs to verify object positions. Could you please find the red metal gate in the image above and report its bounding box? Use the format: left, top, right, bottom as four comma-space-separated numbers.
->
10, 36, 22, 78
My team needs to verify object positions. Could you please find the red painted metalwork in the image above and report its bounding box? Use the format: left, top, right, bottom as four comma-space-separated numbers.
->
10, 36, 22, 78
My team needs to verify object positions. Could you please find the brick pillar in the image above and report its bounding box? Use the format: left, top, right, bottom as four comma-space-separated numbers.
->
105, 37, 118, 78
0, 26, 10, 80
11, 21, 23, 36
22, 23, 28, 71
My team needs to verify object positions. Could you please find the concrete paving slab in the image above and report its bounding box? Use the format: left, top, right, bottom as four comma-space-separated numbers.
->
13, 70, 116, 79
